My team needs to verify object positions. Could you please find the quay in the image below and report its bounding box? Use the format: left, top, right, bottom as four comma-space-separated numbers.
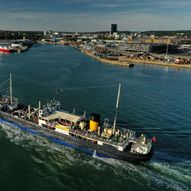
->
38, 40, 191, 70
0, 39, 33, 53
80, 48, 134, 68
123, 58, 191, 69
74, 45, 191, 70
36, 38, 191, 69
10, 39, 33, 53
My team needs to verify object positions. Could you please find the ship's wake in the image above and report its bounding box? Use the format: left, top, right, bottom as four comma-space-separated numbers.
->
91, 143, 191, 191
0, 122, 104, 170
0, 123, 190, 191
98, 154, 191, 191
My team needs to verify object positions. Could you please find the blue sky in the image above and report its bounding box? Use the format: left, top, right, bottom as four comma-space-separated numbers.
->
0, 0, 191, 31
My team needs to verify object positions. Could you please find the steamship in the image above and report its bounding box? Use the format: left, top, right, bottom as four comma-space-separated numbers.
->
0, 74, 154, 163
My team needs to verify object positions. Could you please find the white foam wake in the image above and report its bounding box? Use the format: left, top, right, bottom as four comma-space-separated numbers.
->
1, 122, 190, 191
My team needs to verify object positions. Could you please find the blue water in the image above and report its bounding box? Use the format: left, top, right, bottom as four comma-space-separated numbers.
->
0, 44, 191, 191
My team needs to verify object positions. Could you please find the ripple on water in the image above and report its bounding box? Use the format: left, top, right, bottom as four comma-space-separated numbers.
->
1, 122, 190, 191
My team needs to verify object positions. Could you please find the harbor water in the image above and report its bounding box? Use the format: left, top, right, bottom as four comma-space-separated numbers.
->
0, 44, 191, 191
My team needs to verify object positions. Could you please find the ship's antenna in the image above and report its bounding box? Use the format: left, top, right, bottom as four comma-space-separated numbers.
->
28, 105, 31, 120
38, 101, 41, 110
10, 73, 13, 105
113, 83, 121, 134
38, 101, 42, 118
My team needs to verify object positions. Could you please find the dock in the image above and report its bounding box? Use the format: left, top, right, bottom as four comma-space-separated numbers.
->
80, 48, 134, 68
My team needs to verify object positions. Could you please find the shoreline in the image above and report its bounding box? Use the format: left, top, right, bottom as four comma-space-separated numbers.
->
121, 58, 191, 69
38, 41, 191, 69
80, 48, 134, 67
79, 48, 191, 69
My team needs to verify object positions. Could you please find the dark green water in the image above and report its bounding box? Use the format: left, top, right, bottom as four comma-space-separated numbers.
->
0, 44, 191, 191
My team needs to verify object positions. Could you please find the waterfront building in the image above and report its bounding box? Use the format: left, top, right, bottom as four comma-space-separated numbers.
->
113, 32, 120, 39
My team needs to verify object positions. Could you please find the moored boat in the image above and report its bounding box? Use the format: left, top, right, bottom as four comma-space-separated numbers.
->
0, 43, 14, 54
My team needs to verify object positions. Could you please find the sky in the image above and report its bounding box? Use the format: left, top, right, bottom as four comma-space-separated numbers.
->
0, 0, 191, 32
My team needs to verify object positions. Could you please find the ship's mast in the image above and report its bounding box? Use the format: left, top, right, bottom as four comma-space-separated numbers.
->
10, 73, 13, 105
38, 101, 41, 110
28, 105, 31, 120
113, 83, 121, 134
38, 101, 42, 118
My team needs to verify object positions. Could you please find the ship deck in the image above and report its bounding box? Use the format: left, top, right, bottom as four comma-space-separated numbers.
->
69, 128, 135, 148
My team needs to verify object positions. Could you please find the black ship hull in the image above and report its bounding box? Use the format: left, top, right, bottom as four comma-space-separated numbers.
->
0, 111, 153, 163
